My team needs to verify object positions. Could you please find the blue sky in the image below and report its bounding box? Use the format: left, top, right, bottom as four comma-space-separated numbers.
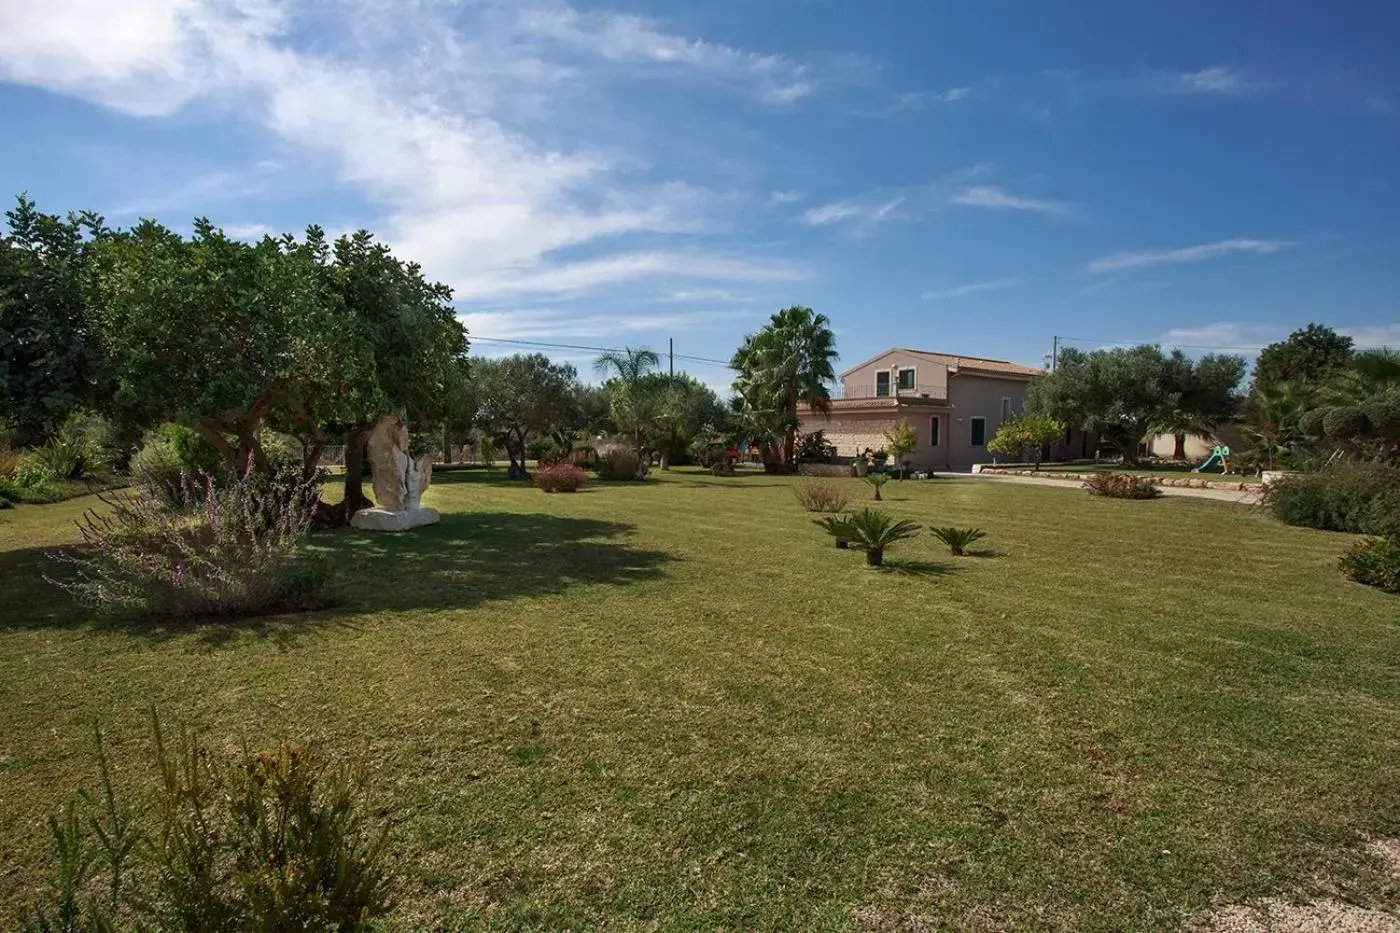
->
2, 0, 1397, 388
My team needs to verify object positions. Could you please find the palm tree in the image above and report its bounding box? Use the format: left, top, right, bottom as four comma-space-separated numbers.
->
1242, 379, 1307, 470
1326, 349, 1400, 405
731, 307, 838, 469
596, 347, 661, 474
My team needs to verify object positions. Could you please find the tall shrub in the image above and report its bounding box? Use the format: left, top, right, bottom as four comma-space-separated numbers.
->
1263, 462, 1400, 536
52, 464, 328, 618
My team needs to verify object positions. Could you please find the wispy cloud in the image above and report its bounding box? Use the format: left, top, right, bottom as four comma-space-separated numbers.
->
767, 190, 804, 205
1087, 238, 1296, 273
461, 305, 760, 341
0, 0, 817, 303
1159, 322, 1282, 350
951, 185, 1074, 215
1162, 67, 1254, 95
517, 4, 824, 104
801, 196, 906, 233
921, 279, 1018, 301
221, 222, 275, 241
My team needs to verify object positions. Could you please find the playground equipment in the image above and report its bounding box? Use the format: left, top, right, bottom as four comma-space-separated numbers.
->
1192, 445, 1231, 473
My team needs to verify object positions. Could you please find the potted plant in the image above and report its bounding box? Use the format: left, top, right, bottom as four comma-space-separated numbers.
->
872, 448, 889, 468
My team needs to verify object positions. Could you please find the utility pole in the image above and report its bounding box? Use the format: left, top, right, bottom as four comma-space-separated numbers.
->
669, 337, 674, 377
1051, 335, 1059, 372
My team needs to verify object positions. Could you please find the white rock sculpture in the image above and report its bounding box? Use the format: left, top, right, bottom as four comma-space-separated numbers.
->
350, 414, 440, 532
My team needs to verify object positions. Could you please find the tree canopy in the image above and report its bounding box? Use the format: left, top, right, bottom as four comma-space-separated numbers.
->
0, 195, 109, 445
730, 306, 837, 469
1251, 324, 1354, 396
1029, 345, 1245, 464
474, 354, 581, 476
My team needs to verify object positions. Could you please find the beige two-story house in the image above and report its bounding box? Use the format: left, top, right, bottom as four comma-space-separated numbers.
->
797, 348, 1051, 472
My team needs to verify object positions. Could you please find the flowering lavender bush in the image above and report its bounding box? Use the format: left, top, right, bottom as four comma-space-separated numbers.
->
52, 464, 328, 618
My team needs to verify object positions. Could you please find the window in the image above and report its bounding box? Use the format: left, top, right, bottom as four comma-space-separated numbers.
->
1001, 397, 1012, 421
875, 371, 890, 396
898, 367, 916, 390
929, 416, 940, 446
970, 417, 987, 447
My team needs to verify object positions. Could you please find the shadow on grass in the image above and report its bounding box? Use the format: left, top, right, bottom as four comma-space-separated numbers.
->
0, 512, 673, 646
873, 559, 962, 577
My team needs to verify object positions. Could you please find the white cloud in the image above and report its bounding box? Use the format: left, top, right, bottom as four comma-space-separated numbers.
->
802, 196, 905, 232
1341, 324, 1400, 350
1159, 322, 1281, 350
921, 279, 1018, 301
767, 190, 804, 205
1087, 238, 1296, 273
221, 222, 274, 240
1164, 67, 1251, 95
461, 305, 759, 341
665, 288, 746, 302
517, 4, 819, 104
951, 185, 1073, 215
0, 0, 812, 302
456, 251, 807, 300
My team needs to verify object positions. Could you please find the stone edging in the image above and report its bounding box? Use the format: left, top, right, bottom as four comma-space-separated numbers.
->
976, 468, 1262, 491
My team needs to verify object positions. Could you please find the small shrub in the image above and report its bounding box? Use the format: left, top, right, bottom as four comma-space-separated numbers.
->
793, 478, 849, 512
0, 441, 22, 478
596, 450, 644, 481
23, 715, 392, 932
534, 462, 588, 493
815, 507, 919, 566
793, 429, 837, 464
14, 460, 58, 489
52, 465, 328, 619
1263, 462, 1400, 535
1082, 473, 1161, 499
34, 410, 120, 480
131, 424, 225, 506
865, 473, 890, 501
929, 526, 987, 556
1339, 536, 1400, 594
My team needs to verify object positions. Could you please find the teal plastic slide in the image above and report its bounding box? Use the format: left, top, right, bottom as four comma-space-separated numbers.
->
1192, 445, 1230, 473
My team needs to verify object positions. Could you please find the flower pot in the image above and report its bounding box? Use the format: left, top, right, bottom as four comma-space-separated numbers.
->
854, 462, 868, 477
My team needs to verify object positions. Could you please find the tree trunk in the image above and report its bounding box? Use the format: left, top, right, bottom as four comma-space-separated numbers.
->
443, 426, 452, 465
783, 423, 797, 467
866, 548, 883, 567
1173, 433, 1186, 461
342, 425, 374, 515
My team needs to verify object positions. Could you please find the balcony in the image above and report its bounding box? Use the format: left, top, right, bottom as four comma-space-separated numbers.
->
833, 382, 947, 401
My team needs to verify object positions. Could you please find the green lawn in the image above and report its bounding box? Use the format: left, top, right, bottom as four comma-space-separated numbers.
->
2, 470, 1398, 930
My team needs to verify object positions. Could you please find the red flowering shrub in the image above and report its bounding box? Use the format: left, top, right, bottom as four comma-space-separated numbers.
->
533, 462, 588, 493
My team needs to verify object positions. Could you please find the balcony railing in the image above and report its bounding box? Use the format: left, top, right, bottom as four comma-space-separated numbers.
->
833, 383, 947, 400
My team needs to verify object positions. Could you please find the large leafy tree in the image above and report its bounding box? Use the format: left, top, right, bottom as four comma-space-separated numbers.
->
0, 195, 109, 445
1252, 324, 1354, 398
987, 411, 1063, 470
730, 306, 838, 469
282, 228, 468, 513
474, 354, 581, 477
86, 218, 334, 474
1029, 346, 1245, 466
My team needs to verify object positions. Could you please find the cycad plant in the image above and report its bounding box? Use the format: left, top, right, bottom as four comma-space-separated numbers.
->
865, 473, 890, 501
929, 526, 987, 556
815, 508, 919, 566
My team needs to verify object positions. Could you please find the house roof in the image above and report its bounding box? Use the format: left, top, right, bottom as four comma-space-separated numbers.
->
839, 347, 1045, 379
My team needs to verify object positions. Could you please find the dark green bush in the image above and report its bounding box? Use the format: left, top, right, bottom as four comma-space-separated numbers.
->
1362, 390, 1400, 443
1082, 473, 1161, 499
24, 716, 393, 932
1263, 462, 1400, 536
1297, 408, 1327, 439
1323, 407, 1369, 441
1339, 536, 1400, 594
131, 424, 224, 505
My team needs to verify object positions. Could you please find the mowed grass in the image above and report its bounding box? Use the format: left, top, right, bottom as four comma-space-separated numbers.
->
2, 469, 1399, 930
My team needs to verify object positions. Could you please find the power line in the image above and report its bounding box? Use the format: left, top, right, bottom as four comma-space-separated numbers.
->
469, 334, 738, 370
1059, 335, 1269, 352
